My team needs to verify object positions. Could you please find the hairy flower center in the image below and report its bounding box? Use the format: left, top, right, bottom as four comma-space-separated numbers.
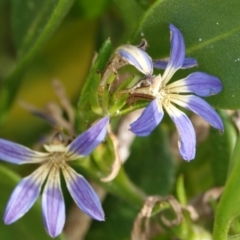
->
49, 152, 67, 169
156, 87, 171, 107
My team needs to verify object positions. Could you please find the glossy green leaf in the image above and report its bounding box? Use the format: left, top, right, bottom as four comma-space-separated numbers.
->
0, 0, 75, 125
125, 125, 175, 195
132, 0, 240, 109
0, 165, 65, 240
213, 137, 240, 239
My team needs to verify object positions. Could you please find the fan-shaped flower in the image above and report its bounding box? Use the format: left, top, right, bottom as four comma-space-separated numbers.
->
128, 24, 223, 161
0, 116, 109, 237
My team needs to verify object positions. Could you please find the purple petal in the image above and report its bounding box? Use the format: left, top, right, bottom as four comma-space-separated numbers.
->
166, 72, 222, 97
0, 138, 49, 164
170, 94, 224, 132
130, 99, 164, 136
63, 166, 104, 221
67, 117, 109, 159
180, 57, 198, 69
153, 57, 198, 70
4, 164, 48, 224
165, 103, 196, 161
42, 167, 65, 238
162, 24, 185, 85
117, 45, 153, 76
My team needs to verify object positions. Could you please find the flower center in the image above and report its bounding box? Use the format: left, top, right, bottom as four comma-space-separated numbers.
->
156, 87, 171, 107
49, 152, 67, 169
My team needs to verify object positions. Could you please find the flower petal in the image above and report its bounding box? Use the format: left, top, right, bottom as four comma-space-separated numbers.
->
62, 166, 104, 221
42, 167, 65, 238
165, 103, 196, 161
0, 138, 49, 164
117, 45, 153, 76
153, 57, 197, 70
66, 117, 109, 159
4, 164, 48, 224
166, 72, 222, 97
162, 24, 185, 85
130, 99, 164, 136
170, 94, 224, 132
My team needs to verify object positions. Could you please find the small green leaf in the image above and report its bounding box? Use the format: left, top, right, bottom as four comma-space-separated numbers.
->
132, 0, 240, 109
77, 38, 112, 121
90, 72, 102, 115
0, 165, 65, 240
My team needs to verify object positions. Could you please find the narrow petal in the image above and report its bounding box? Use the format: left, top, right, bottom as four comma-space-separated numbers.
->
130, 99, 164, 136
180, 57, 198, 69
166, 72, 222, 96
117, 45, 153, 76
170, 94, 224, 132
162, 24, 185, 85
153, 57, 197, 70
0, 138, 49, 164
62, 166, 104, 221
4, 164, 48, 224
165, 103, 196, 161
66, 117, 109, 159
42, 167, 65, 238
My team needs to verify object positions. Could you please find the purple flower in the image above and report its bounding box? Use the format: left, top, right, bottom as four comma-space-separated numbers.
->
129, 24, 223, 161
116, 39, 197, 78
117, 44, 153, 76
0, 116, 109, 238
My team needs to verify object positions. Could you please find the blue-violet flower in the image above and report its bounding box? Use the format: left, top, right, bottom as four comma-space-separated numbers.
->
0, 116, 109, 237
116, 44, 153, 76
129, 24, 224, 161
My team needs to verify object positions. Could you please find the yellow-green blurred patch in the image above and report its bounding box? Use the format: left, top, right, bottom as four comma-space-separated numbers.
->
1, 18, 97, 142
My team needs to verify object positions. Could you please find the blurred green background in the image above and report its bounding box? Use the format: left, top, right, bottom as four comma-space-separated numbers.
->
1, 0, 240, 239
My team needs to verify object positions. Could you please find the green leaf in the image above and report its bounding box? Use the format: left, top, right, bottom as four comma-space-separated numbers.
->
11, 0, 74, 58
0, 165, 65, 240
213, 137, 240, 239
0, 0, 75, 125
209, 111, 237, 185
179, 140, 214, 198
77, 38, 112, 125
113, 0, 144, 40
125, 125, 175, 195
132, 0, 240, 109
89, 72, 102, 115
